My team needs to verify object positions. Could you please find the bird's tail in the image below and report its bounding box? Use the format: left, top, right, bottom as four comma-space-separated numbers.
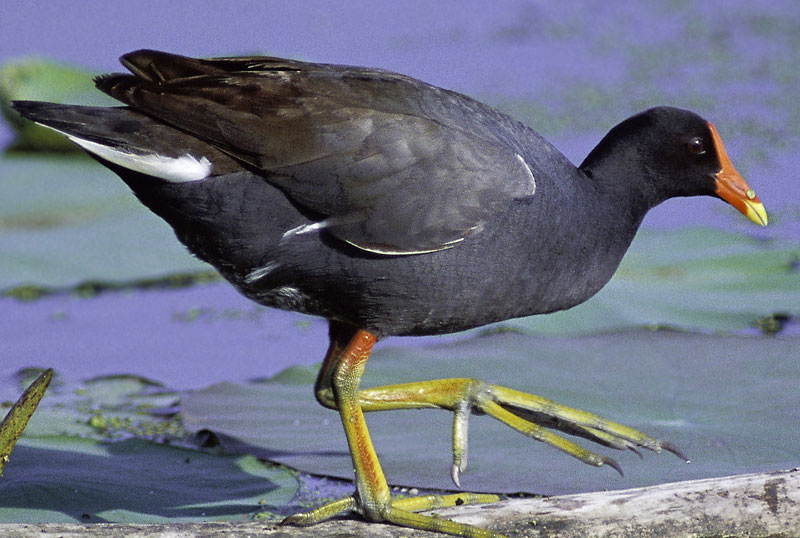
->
11, 101, 234, 183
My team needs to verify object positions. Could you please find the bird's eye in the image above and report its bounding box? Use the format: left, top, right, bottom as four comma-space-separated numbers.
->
687, 137, 706, 155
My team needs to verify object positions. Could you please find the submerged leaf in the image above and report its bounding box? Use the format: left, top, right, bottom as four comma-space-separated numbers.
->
0, 368, 53, 476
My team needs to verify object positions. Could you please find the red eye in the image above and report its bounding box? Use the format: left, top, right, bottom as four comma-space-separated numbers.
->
687, 137, 706, 155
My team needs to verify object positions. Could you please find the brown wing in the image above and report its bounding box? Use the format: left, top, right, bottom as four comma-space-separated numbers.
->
96, 50, 537, 254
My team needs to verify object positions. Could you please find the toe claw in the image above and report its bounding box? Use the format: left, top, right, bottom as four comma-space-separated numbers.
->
661, 441, 690, 463
602, 455, 624, 477
280, 514, 306, 527
451, 463, 461, 488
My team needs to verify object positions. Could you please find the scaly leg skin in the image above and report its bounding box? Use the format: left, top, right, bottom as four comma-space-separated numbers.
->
282, 324, 506, 538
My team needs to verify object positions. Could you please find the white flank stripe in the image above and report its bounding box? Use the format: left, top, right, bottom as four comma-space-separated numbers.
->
244, 261, 280, 284
516, 153, 536, 195
282, 221, 328, 238
344, 239, 459, 256
66, 135, 212, 182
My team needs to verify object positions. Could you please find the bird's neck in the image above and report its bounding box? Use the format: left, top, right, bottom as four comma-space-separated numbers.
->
486, 173, 644, 319
578, 131, 670, 227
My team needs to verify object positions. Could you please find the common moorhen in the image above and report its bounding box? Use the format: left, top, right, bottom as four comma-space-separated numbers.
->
13, 50, 767, 538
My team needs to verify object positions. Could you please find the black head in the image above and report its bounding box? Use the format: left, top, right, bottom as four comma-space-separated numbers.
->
580, 106, 766, 225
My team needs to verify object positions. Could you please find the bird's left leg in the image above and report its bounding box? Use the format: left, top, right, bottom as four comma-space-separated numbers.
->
284, 323, 505, 538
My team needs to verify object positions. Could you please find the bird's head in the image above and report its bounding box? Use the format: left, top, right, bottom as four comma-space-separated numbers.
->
581, 106, 767, 226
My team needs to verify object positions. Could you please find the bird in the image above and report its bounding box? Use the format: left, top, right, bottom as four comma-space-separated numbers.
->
13, 49, 766, 538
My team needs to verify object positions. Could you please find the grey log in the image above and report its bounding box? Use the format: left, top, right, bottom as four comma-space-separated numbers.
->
2, 468, 798, 537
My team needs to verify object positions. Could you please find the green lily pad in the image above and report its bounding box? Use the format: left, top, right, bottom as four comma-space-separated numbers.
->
0, 58, 115, 151
182, 329, 800, 495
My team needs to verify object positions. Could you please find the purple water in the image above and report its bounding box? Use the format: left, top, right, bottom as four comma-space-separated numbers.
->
0, 283, 464, 401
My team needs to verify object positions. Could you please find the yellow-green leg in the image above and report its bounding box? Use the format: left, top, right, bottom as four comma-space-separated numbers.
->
283, 323, 507, 538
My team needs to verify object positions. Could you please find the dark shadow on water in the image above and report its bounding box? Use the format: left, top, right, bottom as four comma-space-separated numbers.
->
0, 438, 293, 522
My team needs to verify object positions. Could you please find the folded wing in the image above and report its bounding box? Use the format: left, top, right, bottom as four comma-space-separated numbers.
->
97, 50, 537, 254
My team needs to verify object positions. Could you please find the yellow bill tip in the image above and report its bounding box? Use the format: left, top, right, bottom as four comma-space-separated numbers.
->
744, 199, 768, 227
